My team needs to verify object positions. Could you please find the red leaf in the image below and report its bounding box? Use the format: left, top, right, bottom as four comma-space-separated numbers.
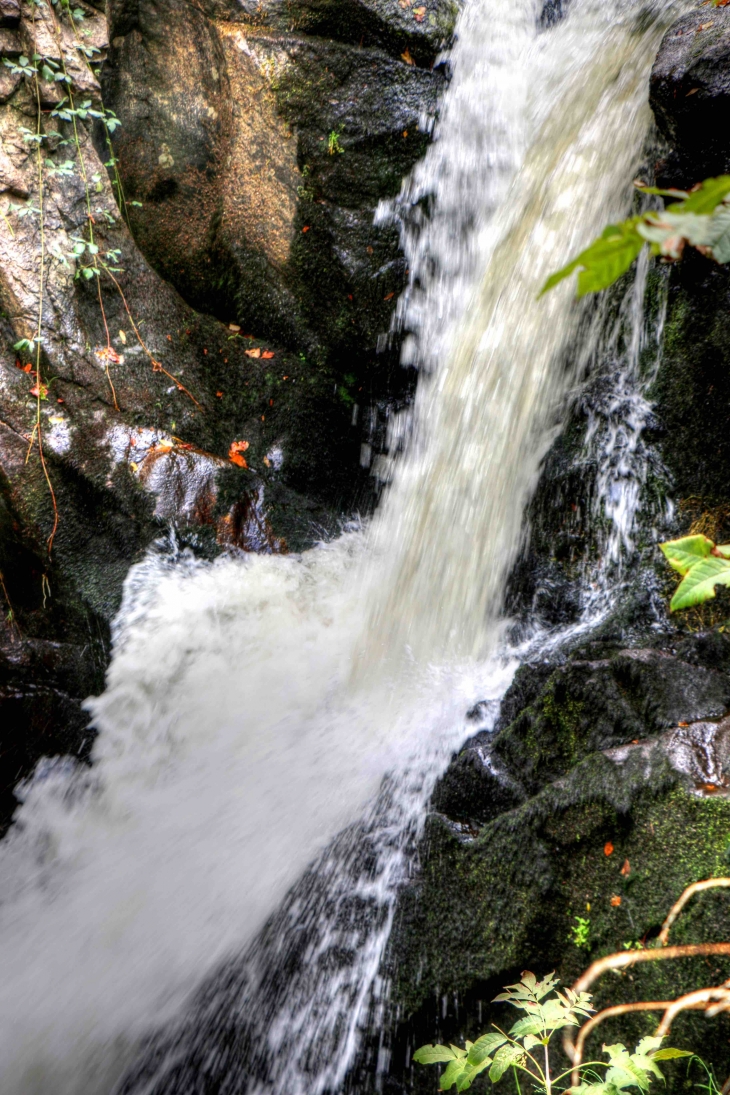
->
261, 350, 275, 359
604, 842, 614, 857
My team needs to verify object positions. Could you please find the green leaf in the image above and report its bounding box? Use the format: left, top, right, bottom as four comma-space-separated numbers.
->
455, 1058, 492, 1091
489, 1045, 524, 1083
509, 1017, 544, 1038
441, 1058, 470, 1091
670, 553, 730, 611
541, 220, 644, 297
634, 182, 689, 199
651, 1049, 693, 1061
467, 1033, 507, 1065
660, 535, 715, 575
414, 1045, 460, 1064
707, 205, 730, 263
678, 175, 730, 214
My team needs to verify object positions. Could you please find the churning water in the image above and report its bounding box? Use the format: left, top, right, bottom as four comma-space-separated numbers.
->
0, 0, 686, 1091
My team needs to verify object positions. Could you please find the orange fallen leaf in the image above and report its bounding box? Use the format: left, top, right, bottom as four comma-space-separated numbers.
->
413, 6, 426, 19
403, 130, 409, 137
263, 455, 271, 467
620, 859, 631, 876
166, 334, 172, 342
216, 391, 223, 397
686, 87, 699, 96
229, 440, 249, 468
30, 383, 48, 399
149, 442, 173, 455
96, 346, 123, 364
20, 362, 32, 373
384, 291, 395, 301
245, 348, 261, 359
678, 721, 689, 727
57, 398, 64, 404
269, 398, 274, 406
604, 842, 614, 857
401, 49, 415, 64
203, 348, 208, 355
302, 225, 310, 233
262, 350, 275, 359
610, 895, 622, 907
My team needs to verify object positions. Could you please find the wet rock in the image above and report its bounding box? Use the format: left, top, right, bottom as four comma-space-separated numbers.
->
651, 7, 730, 186
101, 0, 443, 412
0, 0, 400, 829
0, 0, 20, 27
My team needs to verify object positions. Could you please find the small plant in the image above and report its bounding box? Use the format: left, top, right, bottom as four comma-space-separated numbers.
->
328, 128, 344, 155
659, 535, 730, 612
570, 916, 591, 950
414, 971, 690, 1093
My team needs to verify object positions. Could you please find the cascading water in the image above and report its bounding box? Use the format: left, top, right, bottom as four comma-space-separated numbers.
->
0, 0, 687, 1092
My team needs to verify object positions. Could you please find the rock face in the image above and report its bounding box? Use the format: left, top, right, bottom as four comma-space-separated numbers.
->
651, 7, 730, 187
0, 0, 451, 828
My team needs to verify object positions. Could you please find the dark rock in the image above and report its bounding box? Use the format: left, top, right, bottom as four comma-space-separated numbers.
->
0, 0, 20, 27
651, 7, 730, 186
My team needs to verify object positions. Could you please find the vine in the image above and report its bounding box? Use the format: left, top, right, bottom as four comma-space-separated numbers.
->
1, 0, 201, 563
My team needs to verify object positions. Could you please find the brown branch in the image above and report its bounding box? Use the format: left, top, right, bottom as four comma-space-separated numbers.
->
658, 879, 730, 946
102, 268, 202, 409
564, 944, 730, 1066
655, 983, 730, 1037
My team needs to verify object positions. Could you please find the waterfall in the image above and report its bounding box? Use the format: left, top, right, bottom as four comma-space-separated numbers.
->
0, 0, 686, 1092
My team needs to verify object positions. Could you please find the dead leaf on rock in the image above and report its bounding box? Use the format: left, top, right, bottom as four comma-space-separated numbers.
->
96, 346, 123, 364
604, 842, 614, 857
229, 439, 250, 468
245, 348, 261, 359
413, 6, 426, 20
620, 859, 630, 876
610, 895, 622, 907
401, 49, 415, 64
261, 350, 275, 359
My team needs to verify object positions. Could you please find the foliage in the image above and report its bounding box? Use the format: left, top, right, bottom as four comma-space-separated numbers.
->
660, 535, 730, 612
542, 177, 730, 297
570, 916, 591, 950
413, 972, 690, 1093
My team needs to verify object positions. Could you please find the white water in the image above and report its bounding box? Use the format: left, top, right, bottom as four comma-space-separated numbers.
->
0, 0, 685, 1091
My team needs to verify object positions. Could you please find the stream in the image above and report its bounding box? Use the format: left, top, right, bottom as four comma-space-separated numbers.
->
0, 0, 686, 1090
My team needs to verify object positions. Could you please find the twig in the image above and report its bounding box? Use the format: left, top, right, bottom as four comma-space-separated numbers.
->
564, 944, 730, 1067
102, 267, 202, 408
658, 879, 730, 946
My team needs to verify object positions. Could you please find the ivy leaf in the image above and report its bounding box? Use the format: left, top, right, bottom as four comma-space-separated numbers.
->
414, 1045, 461, 1064
541, 220, 644, 297
467, 1033, 507, 1065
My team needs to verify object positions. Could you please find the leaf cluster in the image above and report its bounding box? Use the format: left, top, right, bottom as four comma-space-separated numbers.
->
660, 535, 730, 612
414, 973, 690, 1095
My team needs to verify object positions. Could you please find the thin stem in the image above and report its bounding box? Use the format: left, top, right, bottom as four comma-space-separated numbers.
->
513, 1065, 522, 1095
103, 266, 201, 407
30, 8, 58, 555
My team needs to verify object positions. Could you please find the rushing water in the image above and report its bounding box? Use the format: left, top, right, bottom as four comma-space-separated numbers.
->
0, 0, 686, 1091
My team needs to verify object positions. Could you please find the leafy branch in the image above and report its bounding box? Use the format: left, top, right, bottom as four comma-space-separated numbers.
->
414, 972, 687, 1094
542, 176, 730, 297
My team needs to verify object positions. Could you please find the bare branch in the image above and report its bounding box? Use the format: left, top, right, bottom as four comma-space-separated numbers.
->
564, 944, 730, 1065
658, 878, 730, 946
